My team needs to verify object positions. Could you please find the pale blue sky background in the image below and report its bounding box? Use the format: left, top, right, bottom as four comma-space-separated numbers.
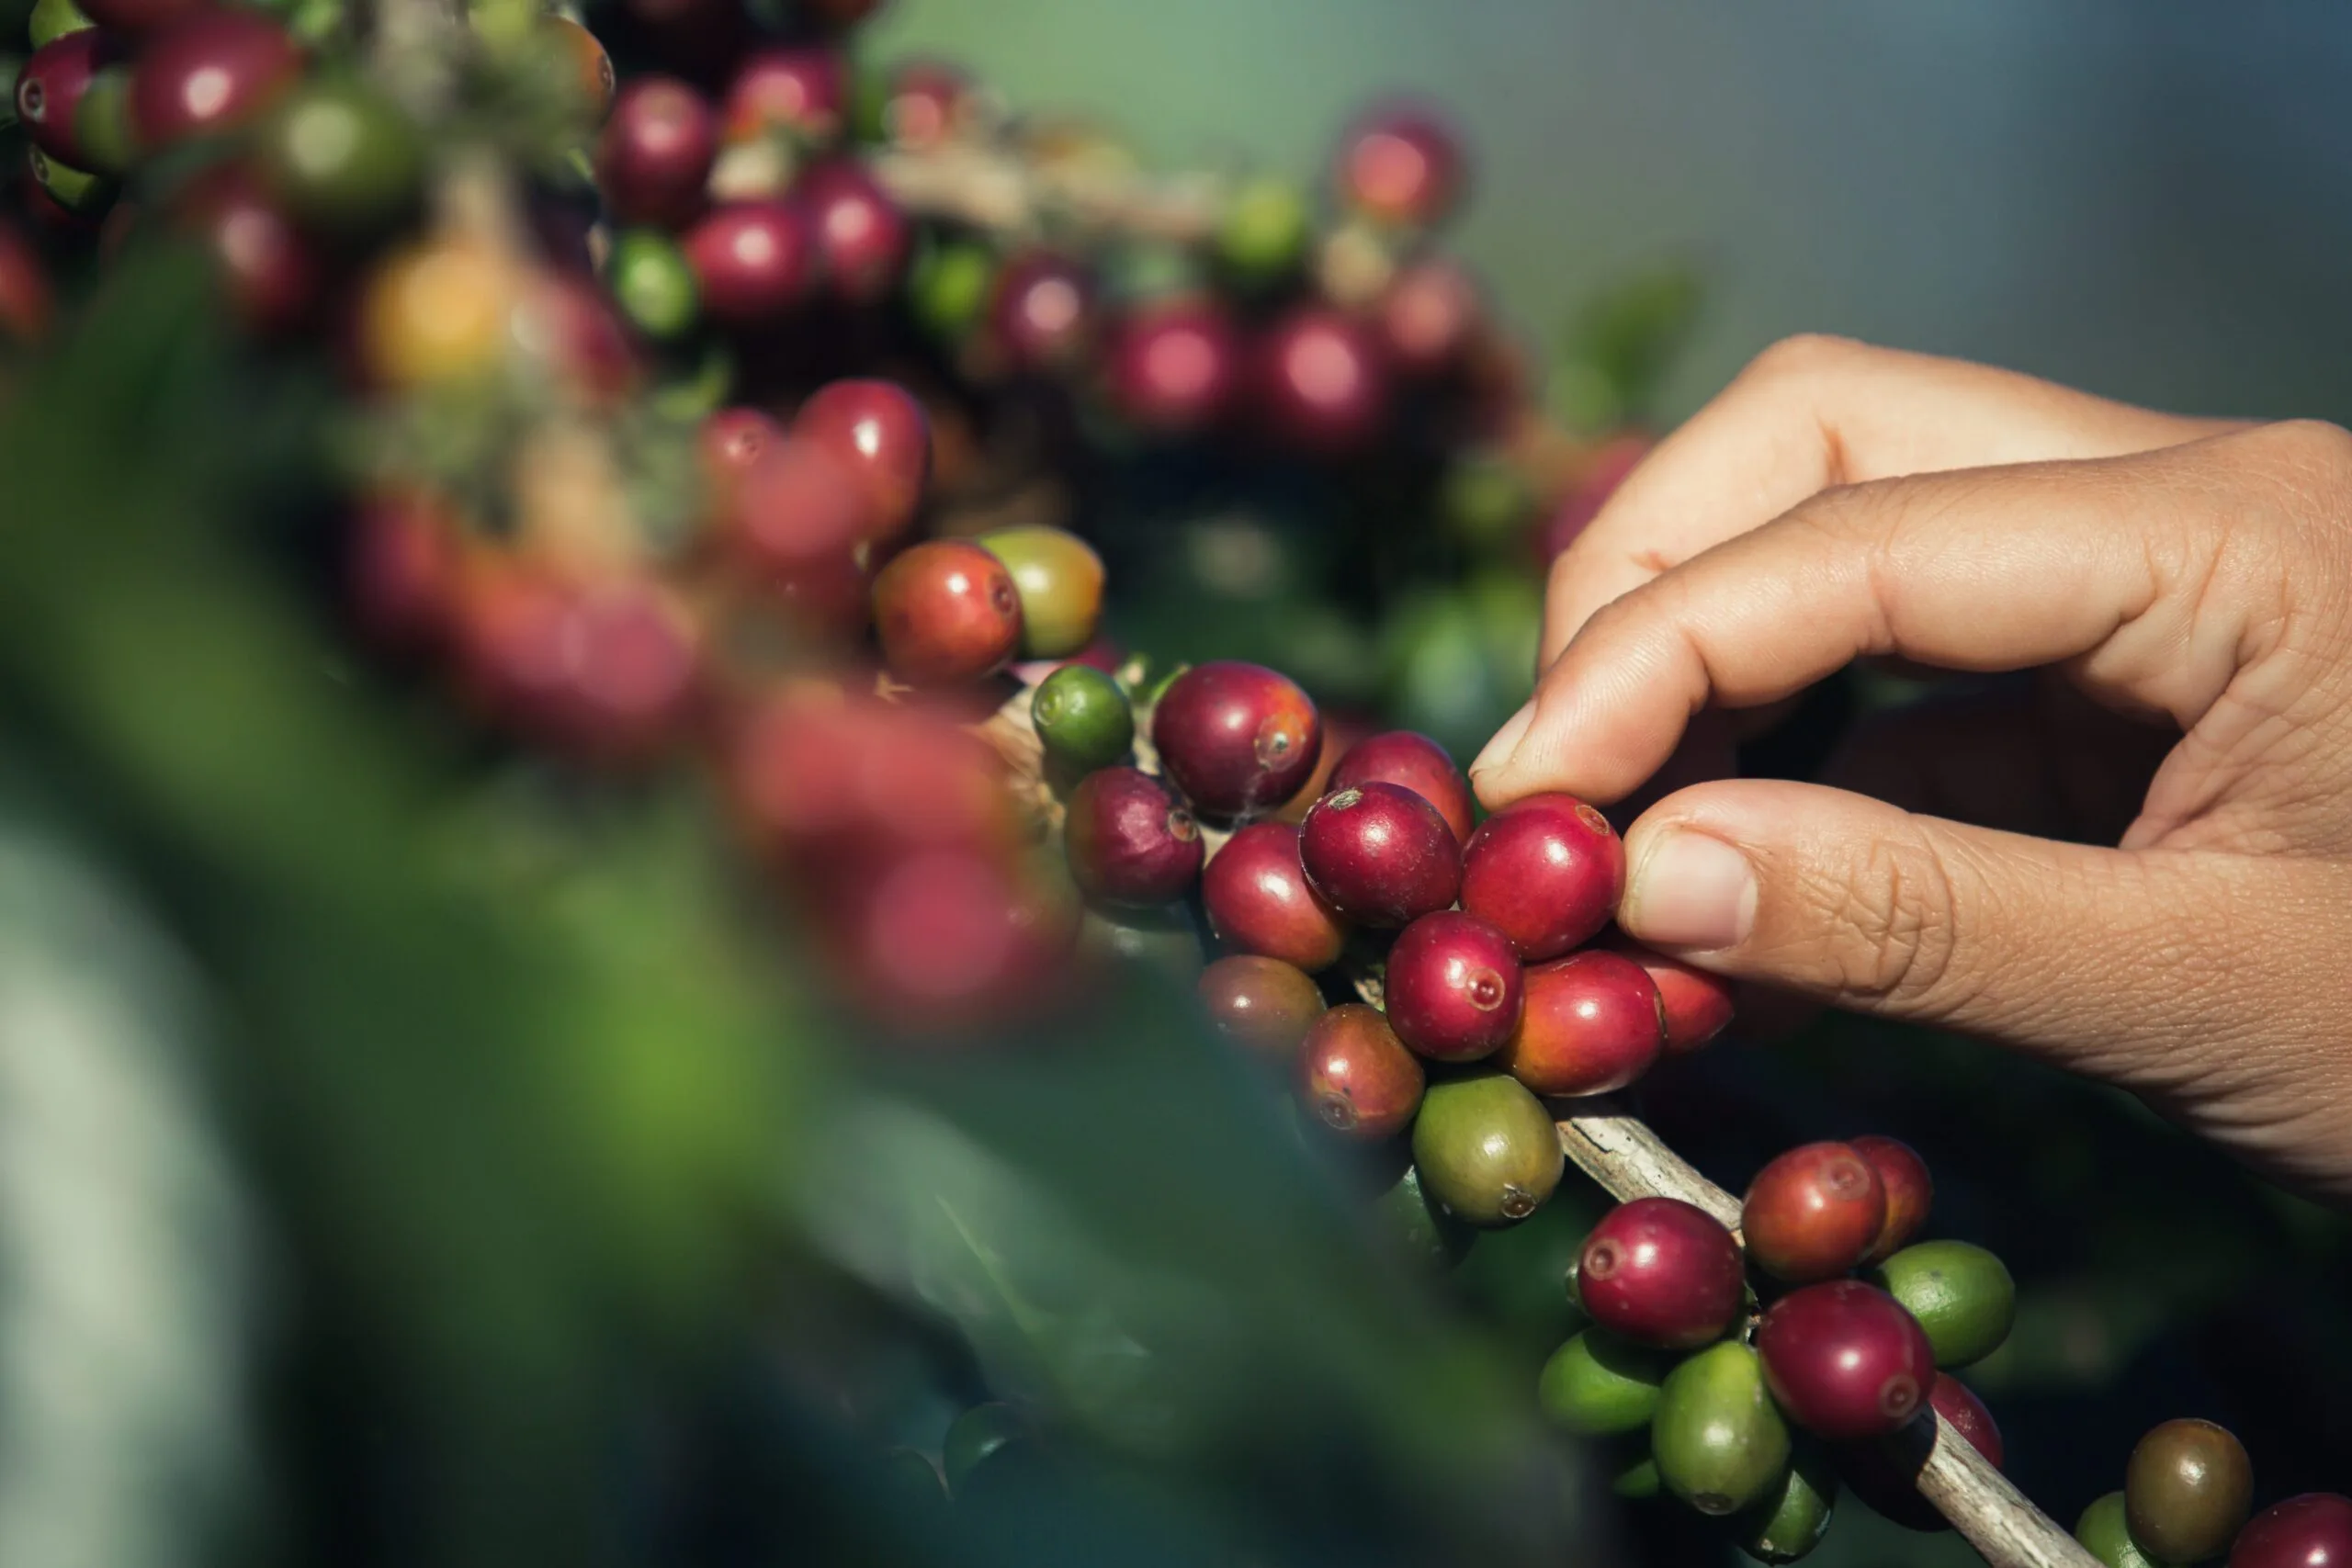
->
872, 2, 2352, 424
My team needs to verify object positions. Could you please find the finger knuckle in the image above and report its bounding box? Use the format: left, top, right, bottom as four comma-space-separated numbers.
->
1740, 332, 1870, 388
2244, 418, 2352, 490
1789, 829, 1966, 1007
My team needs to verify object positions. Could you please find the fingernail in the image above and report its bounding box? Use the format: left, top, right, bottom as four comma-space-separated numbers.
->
1625, 829, 1758, 952
1470, 701, 1536, 779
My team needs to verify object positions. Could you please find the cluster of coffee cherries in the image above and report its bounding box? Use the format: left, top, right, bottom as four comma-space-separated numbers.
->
2077, 1419, 2352, 1568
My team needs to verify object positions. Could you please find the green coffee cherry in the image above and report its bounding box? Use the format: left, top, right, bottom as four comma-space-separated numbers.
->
909, 235, 996, 344
1734, 1443, 1837, 1563
27, 0, 93, 48
981, 525, 1104, 658
1216, 175, 1310, 286
942, 1402, 1025, 1495
1032, 664, 1134, 780
1610, 1447, 1662, 1500
28, 146, 109, 214
2075, 1490, 2163, 1568
1869, 1240, 2015, 1368
607, 229, 699, 341
256, 76, 426, 235
1537, 1328, 1669, 1437
71, 68, 133, 179
1409, 1070, 1564, 1226
1372, 1164, 1473, 1273
1652, 1341, 1792, 1517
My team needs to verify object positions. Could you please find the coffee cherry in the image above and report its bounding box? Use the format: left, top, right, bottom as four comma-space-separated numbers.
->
1296, 1003, 1423, 1139
1196, 953, 1322, 1065
606, 229, 699, 340
1063, 765, 1203, 909
1851, 1136, 1934, 1264
345, 491, 459, 653
1336, 102, 1464, 228
539, 16, 614, 124
0, 223, 54, 345
255, 76, 426, 236
722, 47, 844, 146
979, 525, 1103, 659
130, 11, 301, 151
2127, 1419, 2254, 1566
2229, 1494, 2352, 1568
1377, 257, 1483, 377
2078, 1492, 2165, 1568
597, 77, 718, 229
794, 378, 931, 544
1459, 792, 1623, 960
1608, 940, 1736, 1055
1150, 660, 1321, 821
1756, 1280, 1935, 1439
1651, 1341, 1792, 1517
1737, 1443, 1838, 1564
876, 60, 970, 149
799, 159, 910, 304
1109, 298, 1241, 434
1327, 729, 1473, 841
838, 845, 1071, 1031
1256, 307, 1391, 456
1840, 1371, 2002, 1531
683, 201, 815, 326
1031, 663, 1134, 778
989, 250, 1095, 372
1574, 1197, 1743, 1349
725, 433, 866, 579
17, 31, 112, 168
1868, 1240, 2015, 1369
1214, 175, 1310, 287
1498, 949, 1664, 1097
519, 271, 639, 406
357, 237, 510, 389
1298, 783, 1461, 927
1741, 1141, 1887, 1284
1371, 1164, 1472, 1272
1408, 1069, 1560, 1225
1384, 910, 1522, 1061
1611, 1451, 1663, 1500
178, 166, 321, 336
699, 406, 783, 513
1536, 1328, 1669, 1436
871, 539, 1023, 686
28, 0, 94, 48
1201, 822, 1347, 972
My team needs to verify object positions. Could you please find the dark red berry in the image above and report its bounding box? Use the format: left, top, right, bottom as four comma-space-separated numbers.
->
17, 31, 112, 167
1335, 102, 1464, 227
1150, 660, 1322, 821
1064, 766, 1204, 909
880, 60, 969, 149
989, 251, 1095, 372
1201, 821, 1347, 972
1575, 1197, 1744, 1351
800, 160, 910, 305
1296, 1002, 1424, 1139
346, 491, 460, 653
1376, 257, 1482, 377
700, 406, 784, 513
597, 77, 718, 228
1607, 939, 1735, 1055
2129, 1419, 2256, 1566
1459, 792, 1624, 961
1852, 1135, 1934, 1265
2230, 1494, 2352, 1568
130, 12, 301, 150
1257, 307, 1391, 456
1109, 299, 1241, 434
683, 201, 816, 326
0, 223, 53, 345
1841, 1372, 2002, 1531
838, 847, 1070, 1032
1196, 953, 1323, 1065
871, 539, 1023, 686
792, 378, 929, 542
724, 433, 866, 578
1384, 910, 1521, 1062
1742, 1142, 1888, 1284
175, 166, 320, 336
1757, 1280, 1936, 1439
1298, 783, 1461, 928
722, 47, 844, 145
1327, 729, 1473, 841
523, 270, 639, 405
1498, 949, 1663, 1097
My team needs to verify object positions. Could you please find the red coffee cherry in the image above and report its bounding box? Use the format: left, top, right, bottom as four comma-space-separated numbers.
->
1608, 939, 1735, 1055
1756, 1280, 1936, 1439
1742, 1141, 1889, 1283
1335, 100, 1465, 228
837, 846, 1072, 1032
1256, 306, 1391, 457
1840, 1371, 2003, 1531
1196, 954, 1324, 1066
721, 47, 845, 145
1459, 792, 1624, 960
878, 60, 970, 149
17, 31, 113, 167
724, 433, 867, 578
1295, 1003, 1424, 1139
1376, 257, 1483, 378
2230, 1494, 2352, 1568
1384, 910, 1522, 1062
1574, 1197, 1744, 1351
1109, 298, 1243, 434
1150, 660, 1322, 821
1298, 782, 1462, 928
791, 378, 931, 544
1852, 1135, 1934, 1265
989, 250, 1096, 372
1327, 729, 1473, 841
345, 491, 460, 655
130, 11, 302, 151
700, 406, 784, 513
870, 539, 1023, 686
1498, 949, 1663, 1097
683, 200, 816, 326
1063, 766, 1204, 910
799, 159, 910, 305
1201, 821, 1348, 973
597, 77, 718, 228
175, 165, 321, 337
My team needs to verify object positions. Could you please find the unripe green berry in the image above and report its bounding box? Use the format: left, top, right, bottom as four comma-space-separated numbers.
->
1652, 1341, 1791, 1518
607, 229, 699, 341
1537, 1328, 1669, 1436
1868, 1240, 2015, 1369
2075, 1490, 2163, 1568
1032, 663, 1134, 779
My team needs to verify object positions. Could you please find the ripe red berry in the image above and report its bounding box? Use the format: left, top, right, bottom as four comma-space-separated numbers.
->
989, 251, 1095, 372
1459, 793, 1624, 961
723, 433, 866, 578
1384, 910, 1522, 1061
1574, 1197, 1744, 1351
346, 492, 460, 654
1335, 102, 1464, 227
1150, 660, 1322, 821
871, 539, 1023, 686
1757, 1280, 1936, 1439
1256, 307, 1391, 456
1742, 1141, 1889, 1284
1063, 766, 1204, 909
1498, 949, 1663, 1097
1196, 954, 1324, 1065
176, 166, 321, 336
1376, 258, 1482, 378
700, 406, 784, 510
17, 31, 113, 167
792, 378, 930, 544
2230, 1494, 2352, 1568
1109, 299, 1241, 434
1852, 1135, 1934, 1265
130, 12, 301, 151
800, 160, 910, 305
521, 271, 639, 405
1606, 940, 1735, 1055
1295, 1002, 1423, 1139
879, 61, 970, 149
1841, 1371, 2003, 1531
1327, 729, 1473, 841
1298, 783, 1461, 928
597, 77, 718, 229
1201, 821, 1348, 973
682, 201, 816, 326
722, 47, 845, 145
839, 846, 1069, 1032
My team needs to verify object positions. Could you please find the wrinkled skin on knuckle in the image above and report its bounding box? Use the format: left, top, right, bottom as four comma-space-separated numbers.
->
1761, 824, 1965, 1010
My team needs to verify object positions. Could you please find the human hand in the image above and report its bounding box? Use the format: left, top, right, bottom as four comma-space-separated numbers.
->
1469, 334, 2352, 1202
